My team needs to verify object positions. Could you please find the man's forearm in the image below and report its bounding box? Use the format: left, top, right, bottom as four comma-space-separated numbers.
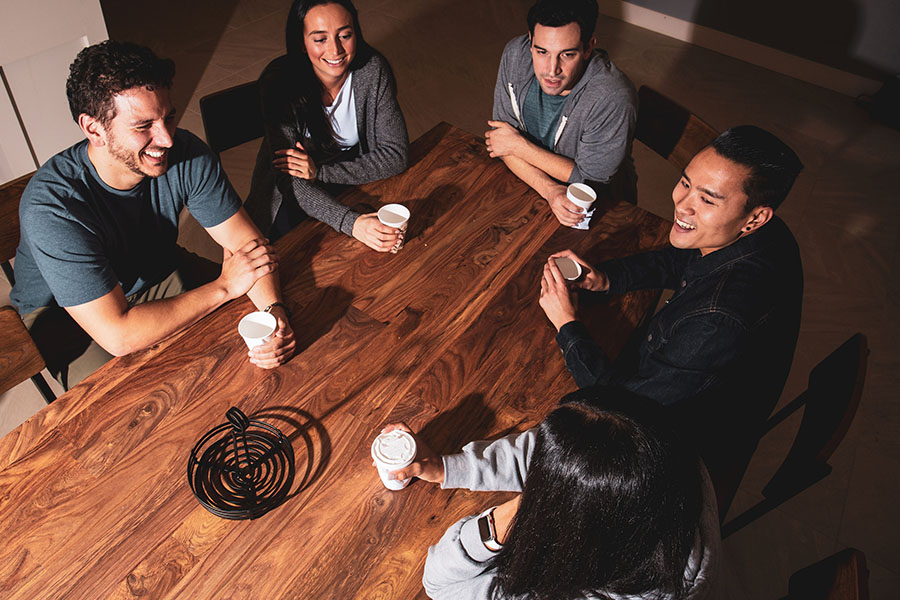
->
246, 270, 284, 312
67, 279, 233, 357
501, 155, 566, 200
513, 139, 575, 183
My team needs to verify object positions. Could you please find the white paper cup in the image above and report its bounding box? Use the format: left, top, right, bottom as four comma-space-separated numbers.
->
566, 183, 597, 230
554, 256, 583, 281
238, 311, 277, 349
377, 204, 410, 253
371, 429, 417, 490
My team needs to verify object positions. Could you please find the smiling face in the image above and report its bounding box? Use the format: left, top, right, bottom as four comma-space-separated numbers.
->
303, 2, 357, 92
670, 147, 772, 255
89, 85, 176, 189
530, 22, 594, 96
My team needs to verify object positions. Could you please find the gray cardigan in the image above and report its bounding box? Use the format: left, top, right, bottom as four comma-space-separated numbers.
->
423, 429, 722, 600
245, 50, 409, 236
492, 35, 637, 202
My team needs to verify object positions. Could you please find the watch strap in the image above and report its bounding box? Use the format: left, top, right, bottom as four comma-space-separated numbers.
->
264, 302, 292, 319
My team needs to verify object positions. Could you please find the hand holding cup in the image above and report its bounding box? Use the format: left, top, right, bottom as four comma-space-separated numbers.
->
377, 204, 410, 253
379, 422, 445, 485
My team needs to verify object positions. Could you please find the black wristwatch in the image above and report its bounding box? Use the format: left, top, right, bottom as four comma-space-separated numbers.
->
264, 302, 292, 320
477, 507, 504, 552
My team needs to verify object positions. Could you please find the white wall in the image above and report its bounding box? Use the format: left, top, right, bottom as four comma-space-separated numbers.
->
0, 0, 108, 184
620, 0, 899, 77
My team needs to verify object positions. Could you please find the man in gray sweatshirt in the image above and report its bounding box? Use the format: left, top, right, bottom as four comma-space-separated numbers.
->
485, 0, 637, 226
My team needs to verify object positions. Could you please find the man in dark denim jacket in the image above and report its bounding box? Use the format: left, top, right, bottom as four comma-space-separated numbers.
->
538, 126, 804, 497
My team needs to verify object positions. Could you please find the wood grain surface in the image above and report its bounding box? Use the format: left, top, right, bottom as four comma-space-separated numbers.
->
0, 306, 45, 396
0, 124, 671, 599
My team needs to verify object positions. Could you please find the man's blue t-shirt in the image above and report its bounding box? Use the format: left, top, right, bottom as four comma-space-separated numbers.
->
522, 76, 568, 150
11, 129, 241, 314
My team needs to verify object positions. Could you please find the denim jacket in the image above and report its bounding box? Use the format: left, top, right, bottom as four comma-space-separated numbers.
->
556, 217, 803, 419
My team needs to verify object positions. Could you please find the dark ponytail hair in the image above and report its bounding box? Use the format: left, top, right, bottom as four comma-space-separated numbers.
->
491, 388, 702, 599
283, 0, 372, 155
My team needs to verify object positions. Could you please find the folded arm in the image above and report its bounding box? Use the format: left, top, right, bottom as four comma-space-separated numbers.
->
66, 209, 294, 366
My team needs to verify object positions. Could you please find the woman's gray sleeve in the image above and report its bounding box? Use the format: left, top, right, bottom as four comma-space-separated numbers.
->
441, 429, 537, 492
422, 515, 500, 600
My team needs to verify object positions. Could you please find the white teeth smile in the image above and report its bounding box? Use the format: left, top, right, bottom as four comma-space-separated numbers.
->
145, 150, 165, 158
324, 58, 344, 65
675, 217, 696, 230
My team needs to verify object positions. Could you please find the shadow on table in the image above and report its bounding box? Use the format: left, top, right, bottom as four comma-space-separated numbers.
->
349, 183, 461, 246
417, 392, 496, 456
253, 404, 331, 497
292, 285, 356, 355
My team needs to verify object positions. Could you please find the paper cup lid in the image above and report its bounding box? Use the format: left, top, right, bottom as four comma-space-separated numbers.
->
371, 430, 416, 467
378, 204, 410, 227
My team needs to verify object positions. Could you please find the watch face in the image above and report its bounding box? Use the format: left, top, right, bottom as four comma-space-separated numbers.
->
478, 514, 493, 543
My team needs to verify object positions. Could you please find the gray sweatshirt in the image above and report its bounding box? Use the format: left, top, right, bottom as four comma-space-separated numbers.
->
492, 35, 637, 202
245, 50, 409, 236
423, 429, 722, 600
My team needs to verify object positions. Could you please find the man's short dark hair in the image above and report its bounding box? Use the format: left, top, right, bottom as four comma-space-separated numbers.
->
710, 125, 804, 210
527, 0, 599, 46
66, 40, 175, 126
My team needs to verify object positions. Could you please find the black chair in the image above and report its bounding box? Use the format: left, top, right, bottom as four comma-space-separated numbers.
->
199, 80, 264, 155
0, 172, 56, 403
634, 85, 719, 172
721, 333, 868, 537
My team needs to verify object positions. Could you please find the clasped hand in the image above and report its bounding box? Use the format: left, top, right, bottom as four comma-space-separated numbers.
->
219, 239, 295, 368
484, 120, 524, 158
219, 238, 278, 300
539, 251, 608, 331
274, 142, 317, 180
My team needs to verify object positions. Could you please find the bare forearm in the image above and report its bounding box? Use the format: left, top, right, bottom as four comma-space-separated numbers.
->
514, 140, 575, 183
501, 155, 566, 200
246, 270, 283, 311
87, 281, 231, 356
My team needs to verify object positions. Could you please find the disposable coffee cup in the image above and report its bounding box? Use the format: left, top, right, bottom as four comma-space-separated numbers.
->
371, 429, 417, 490
377, 203, 410, 253
238, 311, 277, 349
554, 256, 583, 281
566, 183, 597, 230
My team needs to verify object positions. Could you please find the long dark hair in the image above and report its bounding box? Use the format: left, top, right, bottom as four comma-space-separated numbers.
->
491, 388, 703, 599
283, 0, 372, 155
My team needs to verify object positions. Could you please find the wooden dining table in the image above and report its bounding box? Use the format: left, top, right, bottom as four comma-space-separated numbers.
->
0, 123, 671, 600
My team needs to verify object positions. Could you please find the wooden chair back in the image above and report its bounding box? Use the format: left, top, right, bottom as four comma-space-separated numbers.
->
0, 305, 47, 397
199, 80, 264, 155
787, 548, 869, 600
1, 171, 56, 403
721, 333, 868, 536
1, 172, 34, 281
635, 85, 718, 171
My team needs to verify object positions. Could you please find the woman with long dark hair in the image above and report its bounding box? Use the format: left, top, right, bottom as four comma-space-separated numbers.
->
386, 389, 721, 599
245, 0, 409, 249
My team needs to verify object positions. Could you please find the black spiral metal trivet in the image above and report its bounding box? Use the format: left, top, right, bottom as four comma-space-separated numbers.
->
188, 407, 295, 520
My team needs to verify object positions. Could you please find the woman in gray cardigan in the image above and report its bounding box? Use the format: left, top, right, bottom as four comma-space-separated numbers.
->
385, 389, 721, 600
245, 0, 409, 249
